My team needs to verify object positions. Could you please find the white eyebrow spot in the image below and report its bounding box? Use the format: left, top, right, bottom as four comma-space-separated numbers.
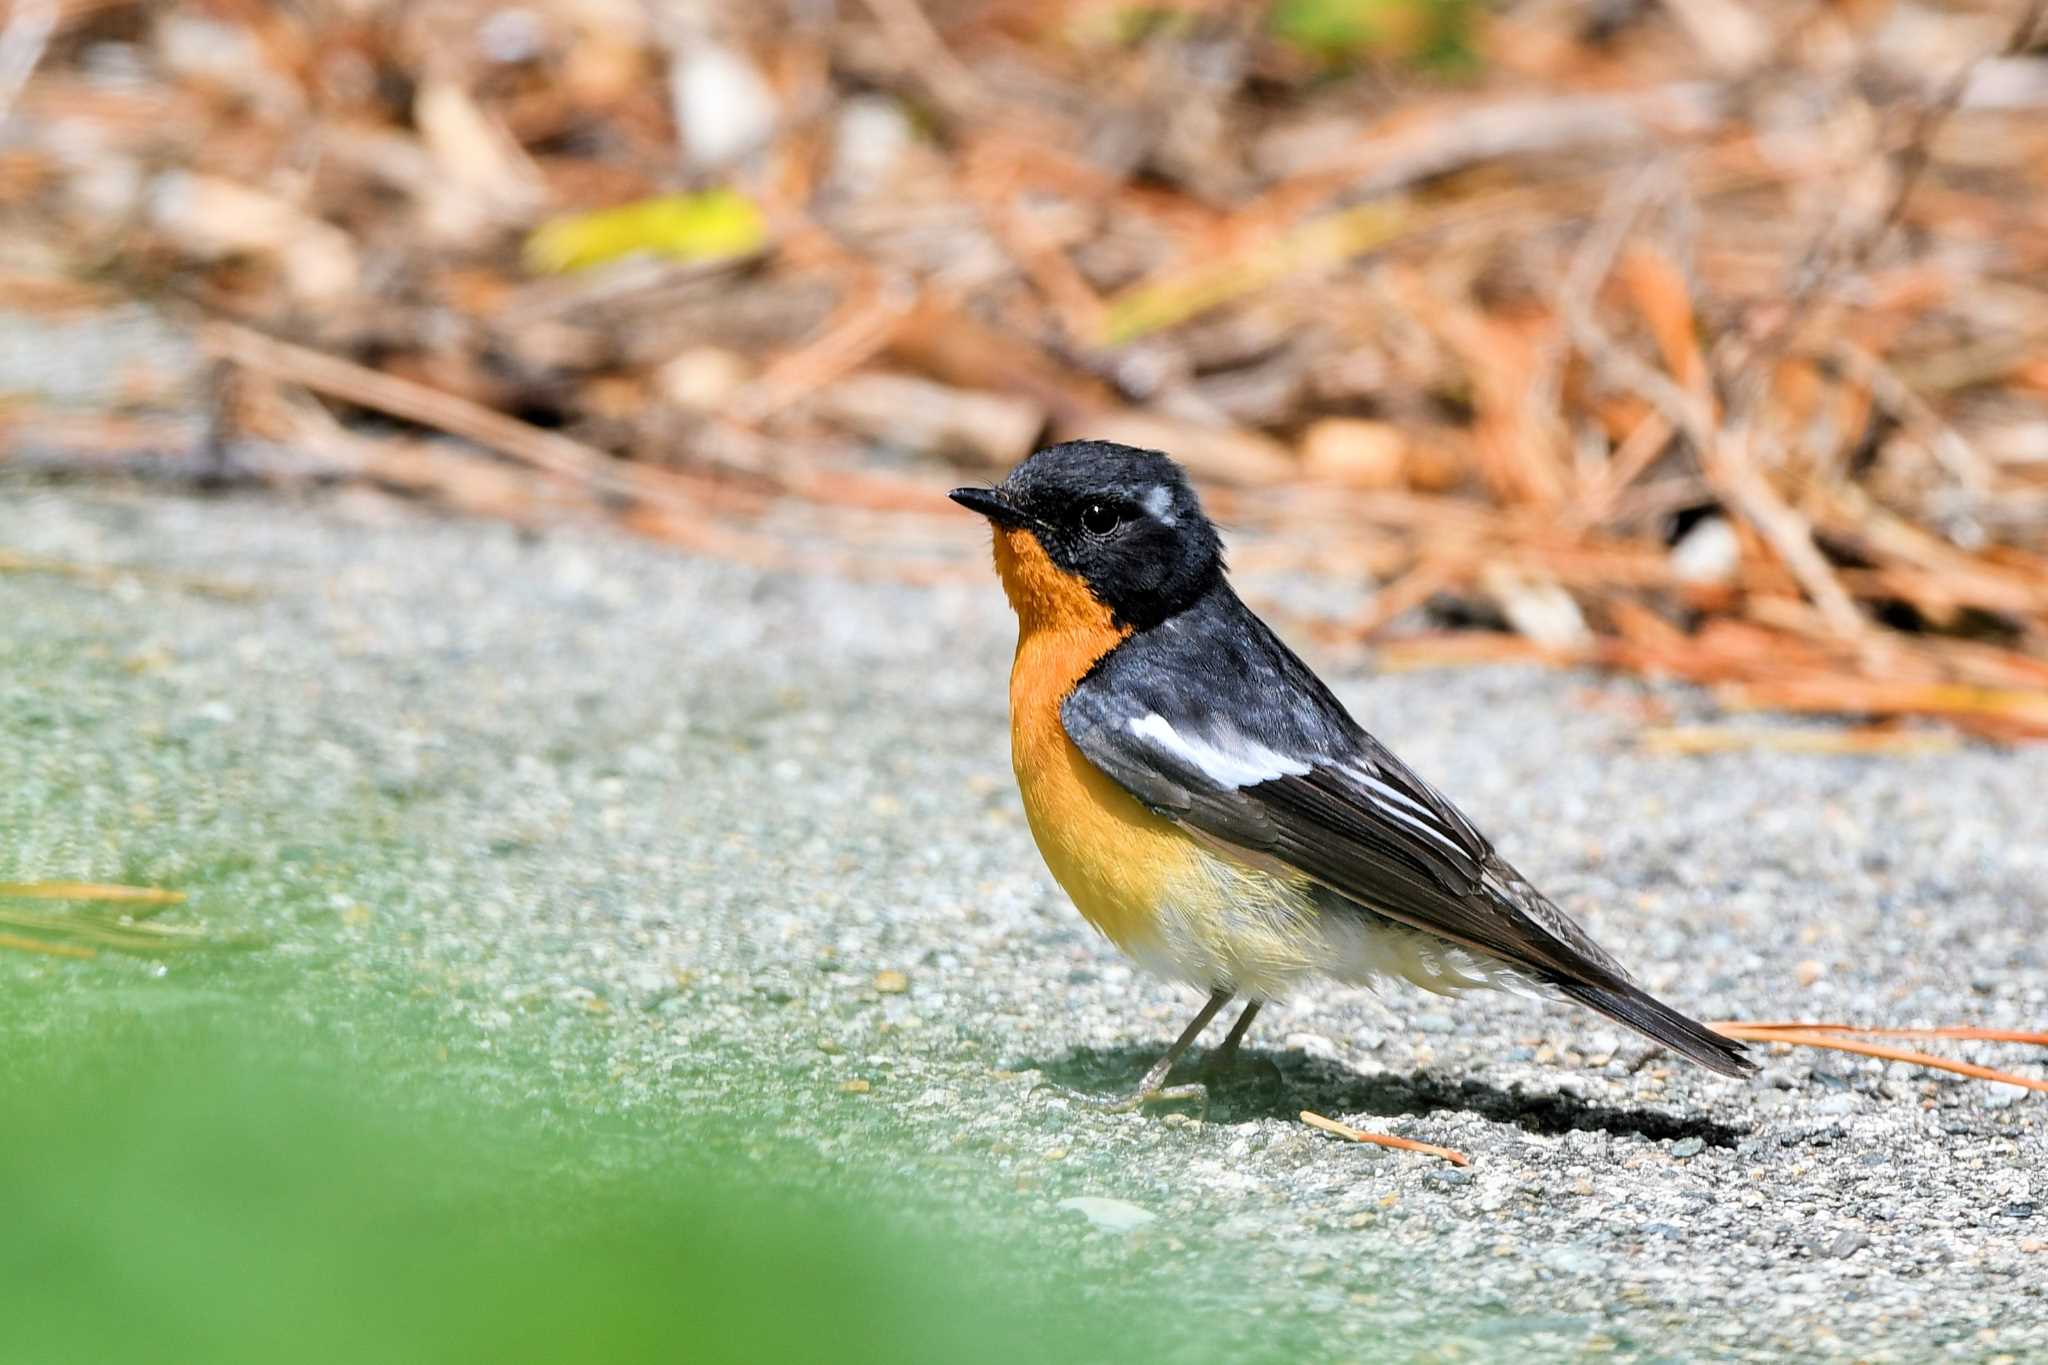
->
1129, 713, 1308, 789
1142, 484, 1176, 525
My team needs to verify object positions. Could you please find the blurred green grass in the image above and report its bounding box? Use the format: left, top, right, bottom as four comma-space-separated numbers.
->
0, 816, 1142, 1362
0, 998, 1119, 1365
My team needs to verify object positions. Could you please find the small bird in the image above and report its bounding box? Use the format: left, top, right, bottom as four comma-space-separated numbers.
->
952, 441, 1752, 1110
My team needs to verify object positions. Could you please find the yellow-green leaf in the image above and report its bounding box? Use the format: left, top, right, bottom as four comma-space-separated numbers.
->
524, 190, 768, 275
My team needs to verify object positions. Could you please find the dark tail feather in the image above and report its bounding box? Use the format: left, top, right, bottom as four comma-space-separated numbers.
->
1559, 981, 1755, 1078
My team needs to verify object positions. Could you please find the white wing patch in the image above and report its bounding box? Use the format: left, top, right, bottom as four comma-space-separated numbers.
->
1128, 713, 1309, 790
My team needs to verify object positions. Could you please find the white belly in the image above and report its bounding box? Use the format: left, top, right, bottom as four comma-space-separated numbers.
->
1122, 843, 1523, 1003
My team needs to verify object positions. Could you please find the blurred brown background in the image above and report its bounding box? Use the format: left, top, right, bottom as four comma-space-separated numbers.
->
3, 0, 2047, 738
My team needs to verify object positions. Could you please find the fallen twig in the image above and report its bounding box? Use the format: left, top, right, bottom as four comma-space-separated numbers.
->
1300, 1109, 1471, 1166
0, 0, 56, 131
0, 881, 186, 903
1712, 1022, 2047, 1092
1638, 725, 1958, 757
0, 881, 263, 956
1728, 1022, 2048, 1047
200, 321, 734, 517
0, 931, 94, 959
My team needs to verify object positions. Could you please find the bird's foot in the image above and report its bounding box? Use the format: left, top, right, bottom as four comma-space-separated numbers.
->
1064, 1079, 1209, 1117
1048, 1080, 1204, 1121
1049, 990, 1233, 1119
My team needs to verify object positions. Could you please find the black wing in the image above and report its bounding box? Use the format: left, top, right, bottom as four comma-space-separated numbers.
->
1062, 584, 1752, 1076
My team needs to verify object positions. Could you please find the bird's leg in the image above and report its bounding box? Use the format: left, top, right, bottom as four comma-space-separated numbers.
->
1078, 989, 1230, 1115
1201, 1000, 1262, 1078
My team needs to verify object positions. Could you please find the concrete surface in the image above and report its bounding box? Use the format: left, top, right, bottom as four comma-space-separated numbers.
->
3, 481, 2044, 1362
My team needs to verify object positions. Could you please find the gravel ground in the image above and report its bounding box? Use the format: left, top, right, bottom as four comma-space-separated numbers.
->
4, 482, 2045, 1362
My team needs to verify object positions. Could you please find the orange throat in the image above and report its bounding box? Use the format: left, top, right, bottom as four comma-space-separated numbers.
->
991, 525, 1125, 726
991, 525, 1112, 640
992, 526, 1189, 953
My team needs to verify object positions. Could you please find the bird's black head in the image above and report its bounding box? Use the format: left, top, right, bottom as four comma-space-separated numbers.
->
949, 441, 1222, 631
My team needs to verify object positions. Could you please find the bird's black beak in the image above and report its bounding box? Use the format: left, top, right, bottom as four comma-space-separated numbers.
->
948, 486, 1037, 530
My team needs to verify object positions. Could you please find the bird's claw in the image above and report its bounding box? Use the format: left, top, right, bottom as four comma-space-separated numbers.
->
1063, 1079, 1209, 1118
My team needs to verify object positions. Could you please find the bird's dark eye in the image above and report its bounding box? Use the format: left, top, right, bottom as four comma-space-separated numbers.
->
1078, 501, 1121, 536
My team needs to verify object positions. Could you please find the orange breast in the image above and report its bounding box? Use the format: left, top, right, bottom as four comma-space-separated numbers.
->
994, 527, 1196, 954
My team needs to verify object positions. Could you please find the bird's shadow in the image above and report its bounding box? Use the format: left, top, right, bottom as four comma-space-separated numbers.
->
1022, 1044, 1749, 1148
